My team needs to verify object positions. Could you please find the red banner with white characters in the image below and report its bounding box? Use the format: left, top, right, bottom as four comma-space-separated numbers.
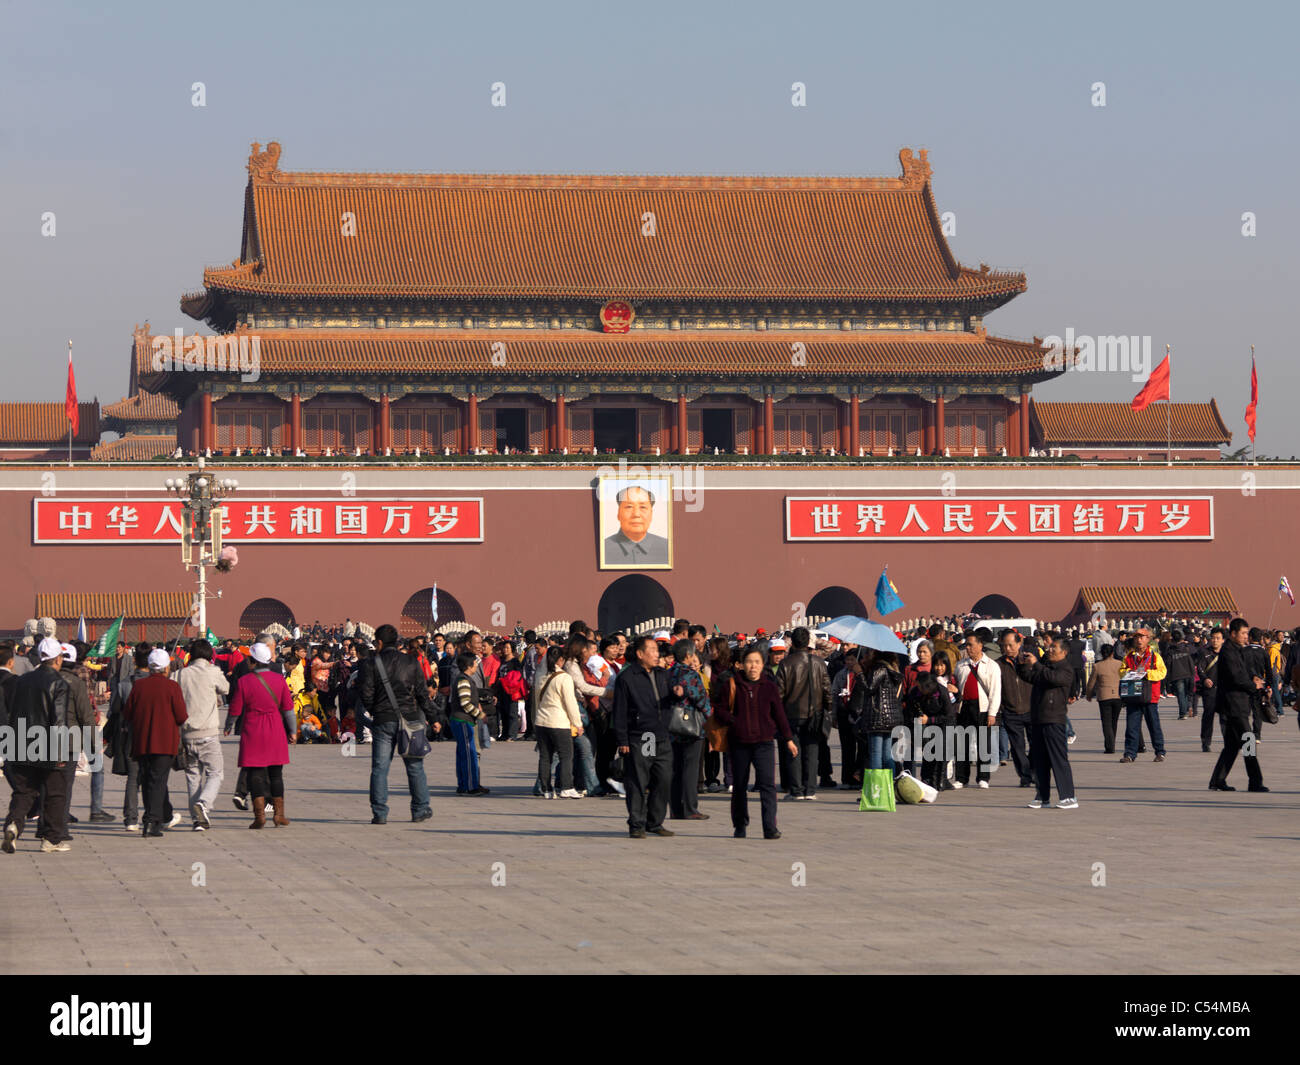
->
786, 497, 1213, 541
33, 498, 484, 544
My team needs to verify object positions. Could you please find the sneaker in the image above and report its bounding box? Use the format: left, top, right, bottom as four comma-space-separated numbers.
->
192, 823, 208, 832
544, 791, 556, 800
89, 811, 115, 824
950, 781, 964, 789
559, 789, 582, 799
125, 820, 142, 833
1026, 799, 1043, 809
576, 790, 587, 798
167, 812, 182, 829
2, 822, 17, 854
232, 794, 250, 811
1055, 797, 1079, 809
977, 781, 989, 789
727, 785, 733, 794
191, 802, 210, 830
605, 778, 625, 797
1153, 754, 1166, 762
1067, 735, 1077, 745
782, 793, 801, 802
40, 839, 72, 853
1119, 755, 1133, 763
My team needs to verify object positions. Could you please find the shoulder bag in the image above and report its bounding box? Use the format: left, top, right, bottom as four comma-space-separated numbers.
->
376, 656, 429, 759
251, 669, 297, 740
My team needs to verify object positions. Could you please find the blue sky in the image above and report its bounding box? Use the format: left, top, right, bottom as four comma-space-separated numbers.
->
3, 0, 1297, 451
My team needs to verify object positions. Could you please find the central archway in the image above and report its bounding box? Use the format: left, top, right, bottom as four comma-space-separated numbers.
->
598, 575, 674, 635
807, 585, 868, 619
971, 593, 1021, 617
239, 597, 295, 639
399, 587, 467, 638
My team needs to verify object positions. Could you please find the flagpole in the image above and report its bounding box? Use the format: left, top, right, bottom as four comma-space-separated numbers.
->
67, 340, 73, 467
1165, 344, 1171, 467
1250, 345, 1256, 466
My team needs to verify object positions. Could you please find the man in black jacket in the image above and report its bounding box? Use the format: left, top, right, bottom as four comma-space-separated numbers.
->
1209, 619, 1267, 792
1018, 637, 1078, 809
613, 634, 675, 838
359, 624, 441, 824
997, 630, 1036, 788
775, 627, 831, 800
1165, 629, 1195, 720
1197, 627, 1225, 752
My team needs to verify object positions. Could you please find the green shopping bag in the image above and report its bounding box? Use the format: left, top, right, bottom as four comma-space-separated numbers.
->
858, 768, 896, 812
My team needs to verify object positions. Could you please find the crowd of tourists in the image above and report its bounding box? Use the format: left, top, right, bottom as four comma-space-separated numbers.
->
1, 611, 1294, 852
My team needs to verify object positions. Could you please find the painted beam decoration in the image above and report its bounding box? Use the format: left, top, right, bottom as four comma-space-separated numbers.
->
33, 497, 484, 544
786, 497, 1213, 541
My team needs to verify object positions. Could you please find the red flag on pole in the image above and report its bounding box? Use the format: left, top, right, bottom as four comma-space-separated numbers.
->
1245, 349, 1258, 443
65, 341, 79, 435
1131, 352, 1170, 411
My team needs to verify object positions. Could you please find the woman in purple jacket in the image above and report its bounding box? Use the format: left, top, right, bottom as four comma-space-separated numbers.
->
712, 646, 796, 839
225, 642, 296, 829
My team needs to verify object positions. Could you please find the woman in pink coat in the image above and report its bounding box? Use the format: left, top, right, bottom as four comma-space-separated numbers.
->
224, 643, 296, 829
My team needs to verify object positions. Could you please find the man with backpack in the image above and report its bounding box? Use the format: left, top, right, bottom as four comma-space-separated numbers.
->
3, 638, 93, 854
359, 624, 441, 824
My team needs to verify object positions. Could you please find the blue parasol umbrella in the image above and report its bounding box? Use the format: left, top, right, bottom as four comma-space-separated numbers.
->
821, 615, 908, 655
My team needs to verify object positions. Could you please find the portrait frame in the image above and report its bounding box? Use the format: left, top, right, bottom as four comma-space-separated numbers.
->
597, 474, 673, 570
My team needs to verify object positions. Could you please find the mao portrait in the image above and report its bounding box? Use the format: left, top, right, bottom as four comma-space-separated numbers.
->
598, 476, 673, 570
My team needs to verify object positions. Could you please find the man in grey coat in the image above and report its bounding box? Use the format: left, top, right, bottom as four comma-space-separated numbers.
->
177, 638, 229, 830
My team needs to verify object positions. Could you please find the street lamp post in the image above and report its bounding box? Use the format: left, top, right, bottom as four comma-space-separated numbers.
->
165, 457, 237, 637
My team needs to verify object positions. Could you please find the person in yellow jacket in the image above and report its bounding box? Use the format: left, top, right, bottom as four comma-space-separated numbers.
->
1267, 634, 1285, 718
1120, 628, 1167, 762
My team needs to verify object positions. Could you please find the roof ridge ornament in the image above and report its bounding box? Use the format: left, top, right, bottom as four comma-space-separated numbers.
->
898, 147, 931, 189
248, 141, 282, 181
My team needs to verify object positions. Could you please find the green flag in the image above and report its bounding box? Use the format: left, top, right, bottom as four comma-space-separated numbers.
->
205, 626, 219, 644
90, 614, 125, 657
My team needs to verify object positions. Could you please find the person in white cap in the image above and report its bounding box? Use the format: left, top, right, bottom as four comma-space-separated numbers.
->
123, 648, 189, 838
2, 637, 93, 855
177, 638, 229, 831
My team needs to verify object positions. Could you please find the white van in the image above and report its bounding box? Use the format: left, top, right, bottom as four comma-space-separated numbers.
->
976, 618, 1038, 638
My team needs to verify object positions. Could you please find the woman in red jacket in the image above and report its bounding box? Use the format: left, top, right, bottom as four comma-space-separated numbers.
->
124, 648, 189, 838
225, 642, 296, 829
712, 646, 796, 840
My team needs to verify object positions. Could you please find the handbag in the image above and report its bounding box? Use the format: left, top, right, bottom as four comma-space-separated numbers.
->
1258, 687, 1279, 725
666, 671, 704, 740
251, 670, 297, 740
376, 656, 430, 760
706, 678, 733, 753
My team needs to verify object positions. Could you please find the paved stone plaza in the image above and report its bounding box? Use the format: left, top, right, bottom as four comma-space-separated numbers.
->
3, 700, 1298, 974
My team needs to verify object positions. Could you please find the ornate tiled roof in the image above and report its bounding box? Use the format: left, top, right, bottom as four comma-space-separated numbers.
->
1033, 401, 1231, 445
0, 402, 100, 445
90, 434, 177, 461
1076, 586, 1238, 616
35, 592, 193, 620
102, 391, 180, 424
194, 143, 1026, 304
137, 328, 1059, 383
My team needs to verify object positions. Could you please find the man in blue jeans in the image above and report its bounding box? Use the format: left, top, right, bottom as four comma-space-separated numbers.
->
358, 625, 440, 824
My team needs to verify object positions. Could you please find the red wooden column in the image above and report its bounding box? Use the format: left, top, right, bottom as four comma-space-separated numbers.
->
200, 392, 213, 453
921, 403, 934, 454
934, 394, 946, 453
290, 393, 302, 453
763, 394, 775, 454
378, 394, 390, 453
849, 395, 860, 455
1020, 392, 1031, 455
677, 394, 688, 453
1007, 397, 1021, 456
467, 393, 479, 451
555, 394, 567, 451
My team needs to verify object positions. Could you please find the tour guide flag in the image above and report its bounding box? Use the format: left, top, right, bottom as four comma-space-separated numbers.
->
1131, 351, 1170, 411
90, 614, 124, 656
206, 626, 219, 644
1246, 348, 1258, 443
431, 583, 438, 624
76, 614, 87, 643
1280, 576, 1294, 606
875, 567, 905, 616
65, 341, 79, 434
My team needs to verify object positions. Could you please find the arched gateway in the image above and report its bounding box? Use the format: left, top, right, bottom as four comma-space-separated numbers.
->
399, 587, 467, 637
598, 575, 674, 635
